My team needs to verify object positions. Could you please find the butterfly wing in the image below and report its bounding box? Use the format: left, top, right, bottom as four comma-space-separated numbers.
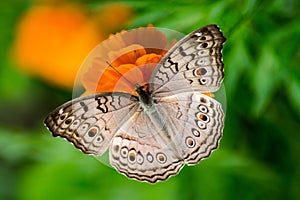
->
109, 107, 185, 183
155, 92, 224, 165
44, 92, 139, 156
108, 92, 224, 183
149, 24, 226, 96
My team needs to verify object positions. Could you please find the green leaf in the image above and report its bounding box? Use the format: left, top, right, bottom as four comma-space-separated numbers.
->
251, 46, 280, 116
287, 78, 300, 116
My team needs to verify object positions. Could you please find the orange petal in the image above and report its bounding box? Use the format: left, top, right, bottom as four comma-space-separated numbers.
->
95, 64, 143, 94
81, 26, 169, 95
136, 53, 162, 65
109, 44, 146, 67
136, 53, 162, 82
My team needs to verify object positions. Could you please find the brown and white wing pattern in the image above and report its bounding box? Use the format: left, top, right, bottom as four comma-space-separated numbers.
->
155, 92, 224, 165
149, 24, 226, 96
44, 92, 139, 156
109, 108, 185, 183
108, 91, 224, 183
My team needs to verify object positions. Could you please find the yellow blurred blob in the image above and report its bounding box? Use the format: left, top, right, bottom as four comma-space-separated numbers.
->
12, 4, 133, 89
92, 4, 134, 34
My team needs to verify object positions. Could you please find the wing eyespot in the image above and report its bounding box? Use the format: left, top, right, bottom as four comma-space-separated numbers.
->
147, 152, 154, 163
64, 118, 73, 125
128, 149, 137, 163
200, 78, 207, 85
199, 105, 208, 113
121, 147, 129, 157
192, 128, 201, 137
186, 137, 196, 148
156, 153, 167, 164
201, 42, 208, 48
88, 127, 98, 137
59, 113, 67, 120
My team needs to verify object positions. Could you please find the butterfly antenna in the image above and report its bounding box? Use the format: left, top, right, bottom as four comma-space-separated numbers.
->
133, 50, 139, 85
105, 61, 136, 88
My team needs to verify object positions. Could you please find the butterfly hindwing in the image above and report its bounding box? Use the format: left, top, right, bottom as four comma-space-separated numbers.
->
108, 91, 224, 183
109, 107, 185, 183
109, 132, 184, 183
155, 92, 224, 165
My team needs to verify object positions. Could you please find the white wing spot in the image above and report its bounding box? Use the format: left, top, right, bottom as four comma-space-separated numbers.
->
199, 105, 208, 113
146, 153, 154, 163
192, 129, 200, 137
136, 152, 144, 164
197, 120, 206, 129
121, 147, 129, 158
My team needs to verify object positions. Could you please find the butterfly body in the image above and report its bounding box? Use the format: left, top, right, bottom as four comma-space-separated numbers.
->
135, 84, 155, 111
45, 24, 226, 183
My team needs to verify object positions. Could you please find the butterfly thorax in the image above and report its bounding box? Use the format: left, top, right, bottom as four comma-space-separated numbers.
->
135, 84, 154, 111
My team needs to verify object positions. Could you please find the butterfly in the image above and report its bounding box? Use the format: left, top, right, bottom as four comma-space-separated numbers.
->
44, 24, 226, 183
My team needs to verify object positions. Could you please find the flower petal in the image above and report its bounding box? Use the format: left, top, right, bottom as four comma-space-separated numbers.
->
81, 26, 170, 95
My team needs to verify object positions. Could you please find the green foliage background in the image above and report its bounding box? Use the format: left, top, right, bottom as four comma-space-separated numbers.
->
0, 0, 299, 199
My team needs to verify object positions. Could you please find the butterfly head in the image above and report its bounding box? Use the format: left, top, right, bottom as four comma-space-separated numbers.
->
135, 84, 154, 110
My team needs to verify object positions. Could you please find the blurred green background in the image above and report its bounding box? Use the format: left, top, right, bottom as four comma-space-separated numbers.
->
1, 0, 300, 199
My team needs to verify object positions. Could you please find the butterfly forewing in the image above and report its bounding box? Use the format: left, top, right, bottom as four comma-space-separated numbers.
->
149, 24, 226, 96
44, 92, 139, 156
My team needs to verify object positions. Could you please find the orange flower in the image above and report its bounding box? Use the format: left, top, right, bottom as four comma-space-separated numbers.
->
81, 25, 176, 95
12, 4, 133, 89
80, 25, 214, 98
